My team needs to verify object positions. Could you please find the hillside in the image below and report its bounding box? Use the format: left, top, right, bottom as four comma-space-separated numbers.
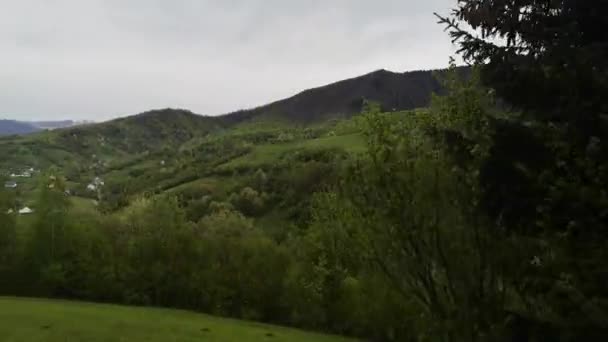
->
52, 108, 222, 155
221, 69, 445, 124
0, 68, 448, 175
0, 68, 445, 215
0, 66, 507, 342
0, 109, 221, 169
0, 297, 353, 342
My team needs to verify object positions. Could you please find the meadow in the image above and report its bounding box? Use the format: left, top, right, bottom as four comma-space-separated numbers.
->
0, 297, 354, 342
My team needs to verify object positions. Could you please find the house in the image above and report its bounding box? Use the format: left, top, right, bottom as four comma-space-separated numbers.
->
18, 207, 34, 215
4, 181, 17, 189
87, 177, 105, 191
10, 171, 31, 178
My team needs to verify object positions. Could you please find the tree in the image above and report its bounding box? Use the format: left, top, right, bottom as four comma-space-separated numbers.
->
25, 173, 72, 295
229, 187, 266, 217
436, 1, 608, 129
197, 209, 289, 320
436, 1, 608, 338
307, 96, 517, 340
0, 182, 17, 292
120, 196, 198, 307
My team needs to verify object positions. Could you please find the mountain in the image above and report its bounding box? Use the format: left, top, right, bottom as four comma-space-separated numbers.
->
220, 69, 445, 124
0, 119, 88, 136
0, 67, 455, 172
0, 120, 40, 136
0, 67, 455, 216
52, 108, 222, 155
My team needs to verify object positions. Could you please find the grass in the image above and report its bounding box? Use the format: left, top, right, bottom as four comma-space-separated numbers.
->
70, 196, 97, 212
219, 133, 365, 169
0, 297, 355, 342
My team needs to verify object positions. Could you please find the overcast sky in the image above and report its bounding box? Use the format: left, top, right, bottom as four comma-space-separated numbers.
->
1, 0, 459, 121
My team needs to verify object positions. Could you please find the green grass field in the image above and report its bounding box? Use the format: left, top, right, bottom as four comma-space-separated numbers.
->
219, 133, 365, 170
0, 297, 355, 342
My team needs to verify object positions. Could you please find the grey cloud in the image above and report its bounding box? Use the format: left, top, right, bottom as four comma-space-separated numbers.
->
0, 0, 458, 121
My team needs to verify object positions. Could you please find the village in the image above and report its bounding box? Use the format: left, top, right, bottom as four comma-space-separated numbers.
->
3, 167, 37, 215
3, 166, 103, 216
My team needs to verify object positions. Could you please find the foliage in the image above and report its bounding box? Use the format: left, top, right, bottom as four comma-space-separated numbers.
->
436, 1, 608, 339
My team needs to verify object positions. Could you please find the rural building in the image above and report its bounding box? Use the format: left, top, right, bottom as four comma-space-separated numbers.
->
18, 207, 34, 215
4, 181, 17, 188
87, 177, 105, 192
10, 171, 31, 178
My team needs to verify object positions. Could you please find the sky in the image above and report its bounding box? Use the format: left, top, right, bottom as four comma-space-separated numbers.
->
0, 0, 459, 121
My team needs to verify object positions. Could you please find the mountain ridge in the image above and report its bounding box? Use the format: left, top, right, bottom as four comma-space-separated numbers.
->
0, 67, 457, 171
218, 68, 446, 125
2, 67, 454, 138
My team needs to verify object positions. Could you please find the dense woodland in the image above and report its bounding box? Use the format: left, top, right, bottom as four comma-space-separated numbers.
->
1, 1, 607, 341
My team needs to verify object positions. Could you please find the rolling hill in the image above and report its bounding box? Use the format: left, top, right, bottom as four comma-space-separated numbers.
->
0, 68, 445, 215
0, 68, 448, 169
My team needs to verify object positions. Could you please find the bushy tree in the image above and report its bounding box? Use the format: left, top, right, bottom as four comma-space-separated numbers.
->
228, 187, 266, 217
24, 173, 73, 295
0, 183, 17, 292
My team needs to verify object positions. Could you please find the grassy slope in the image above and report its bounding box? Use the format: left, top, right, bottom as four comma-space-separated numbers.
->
0, 297, 354, 342
218, 133, 365, 170
2, 113, 373, 222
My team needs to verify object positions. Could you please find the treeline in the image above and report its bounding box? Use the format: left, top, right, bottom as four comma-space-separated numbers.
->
0, 170, 406, 340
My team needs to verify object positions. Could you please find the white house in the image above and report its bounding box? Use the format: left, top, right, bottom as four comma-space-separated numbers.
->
4, 181, 17, 189
10, 171, 31, 178
87, 176, 105, 192
18, 207, 34, 215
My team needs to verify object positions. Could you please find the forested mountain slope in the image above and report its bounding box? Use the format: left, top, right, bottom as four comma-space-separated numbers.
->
221, 68, 446, 124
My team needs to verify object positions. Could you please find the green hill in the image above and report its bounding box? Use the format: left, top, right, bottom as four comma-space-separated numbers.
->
0, 68, 437, 217
0, 297, 354, 342
0, 69, 437, 231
